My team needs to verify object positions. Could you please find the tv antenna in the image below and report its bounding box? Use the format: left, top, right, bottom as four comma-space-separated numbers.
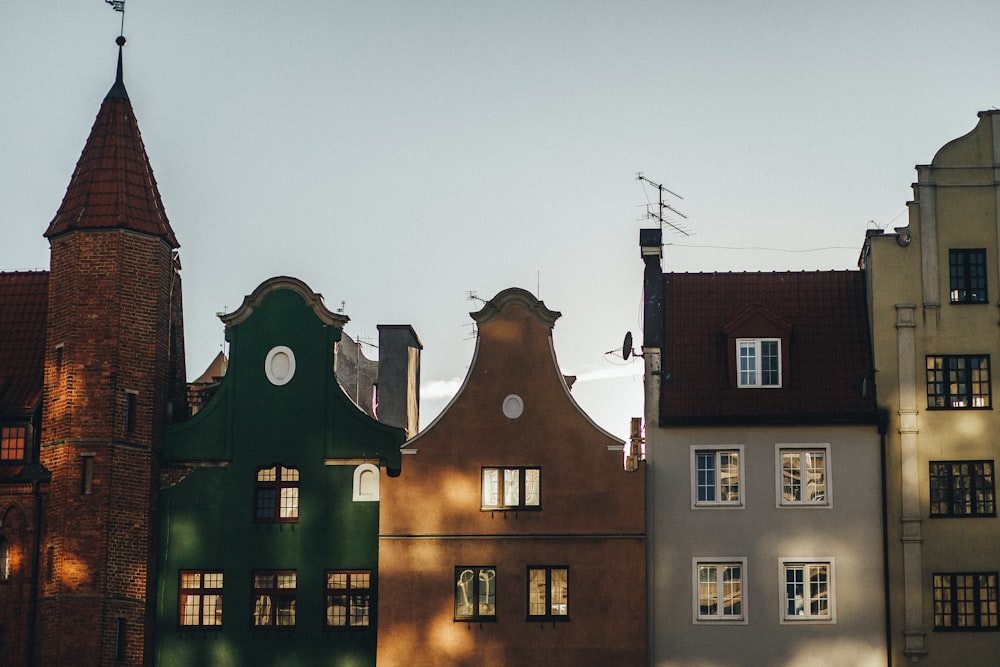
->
636, 172, 690, 237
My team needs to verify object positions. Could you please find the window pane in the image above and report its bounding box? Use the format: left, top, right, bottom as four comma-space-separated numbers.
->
456, 569, 476, 618
256, 489, 276, 519
805, 452, 825, 501
698, 565, 718, 616
697, 454, 716, 502
719, 452, 739, 502
782, 452, 801, 501
202, 595, 222, 626
482, 469, 499, 507
528, 568, 547, 616
257, 466, 276, 482
478, 568, 496, 616
722, 566, 741, 617
503, 469, 520, 506
551, 568, 568, 616
761, 340, 779, 386
786, 566, 805, 616
280, 487, 299, 519
524, 469, 540, 506
739, 342, 756, 386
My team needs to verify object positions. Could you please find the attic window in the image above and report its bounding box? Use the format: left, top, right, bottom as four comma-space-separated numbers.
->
0, 426, 26, 462
737, 339, 781, 388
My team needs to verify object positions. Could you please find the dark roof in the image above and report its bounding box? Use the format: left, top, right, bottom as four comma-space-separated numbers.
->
0, 272, 48, 418
660, 271, 878, 425
44, 46, 178, 247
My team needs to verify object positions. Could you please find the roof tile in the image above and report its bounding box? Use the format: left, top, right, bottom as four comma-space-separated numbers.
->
660, 271, 877, 424
0, 271, 48, 417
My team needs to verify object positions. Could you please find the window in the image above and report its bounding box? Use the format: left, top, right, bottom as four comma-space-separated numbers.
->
692, 447, 743, 507
930, 461, 995, 517
455, 566, 496, 621
737, 338, 781, 388
124, 391, 137, 433
179, 571, 223, 627
326, 570, 371, 628
115, 618, 126, 661
950, 249, 988, 304
777, 446, 829, 506
926, 355, 991, 408
252, 571, 296, 627
694, 560, 745, 622
81, 455, 95, 495
481, 467, 540, 510
528, 566, 568, 620
255, 465, 299, 522
0, 537, 9, 581
782, 560, 834, 622
934, 572, 999, 630
0, 426, 26, 462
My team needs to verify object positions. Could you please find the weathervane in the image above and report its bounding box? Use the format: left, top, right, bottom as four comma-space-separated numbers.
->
104, 0, 125, 37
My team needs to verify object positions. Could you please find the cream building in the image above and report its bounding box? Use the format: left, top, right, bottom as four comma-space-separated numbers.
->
862, 110, 1000, 664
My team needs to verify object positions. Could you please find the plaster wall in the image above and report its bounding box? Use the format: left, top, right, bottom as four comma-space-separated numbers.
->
647, 423, 886, 667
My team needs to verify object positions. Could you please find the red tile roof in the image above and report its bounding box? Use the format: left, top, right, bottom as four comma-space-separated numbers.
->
0, 271, 48, 418
44, 53, 178, 247
659, 271, 878, 425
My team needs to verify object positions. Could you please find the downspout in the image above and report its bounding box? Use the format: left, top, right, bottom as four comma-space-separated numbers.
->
28, 477, 43, 667
878, 409, 892, 666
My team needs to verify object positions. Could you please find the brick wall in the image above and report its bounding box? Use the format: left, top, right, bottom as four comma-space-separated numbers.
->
37, 229, 176, 666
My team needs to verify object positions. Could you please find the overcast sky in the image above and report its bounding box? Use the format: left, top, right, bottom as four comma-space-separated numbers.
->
3, 2, 999, 438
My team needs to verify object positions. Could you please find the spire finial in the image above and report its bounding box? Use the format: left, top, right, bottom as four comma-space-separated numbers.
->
106, 34, 129, 100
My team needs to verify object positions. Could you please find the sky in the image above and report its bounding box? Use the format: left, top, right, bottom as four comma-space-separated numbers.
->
2, 2, 1000, 439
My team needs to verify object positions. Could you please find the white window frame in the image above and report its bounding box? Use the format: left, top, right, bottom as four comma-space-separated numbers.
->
775, 444, 832, 508
691, 446, 745, 509
737, 338, 782, 388
692, 558, 748, 624
779, 558, 836, 624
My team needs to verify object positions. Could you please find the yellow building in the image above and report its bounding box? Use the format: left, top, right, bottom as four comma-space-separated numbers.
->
862, 110, 1000, 664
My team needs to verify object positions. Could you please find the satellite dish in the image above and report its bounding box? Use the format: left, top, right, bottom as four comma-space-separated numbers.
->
622, 331, 633, 360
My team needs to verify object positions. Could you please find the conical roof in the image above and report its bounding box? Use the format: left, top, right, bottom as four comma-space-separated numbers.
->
44, 41, 178, 247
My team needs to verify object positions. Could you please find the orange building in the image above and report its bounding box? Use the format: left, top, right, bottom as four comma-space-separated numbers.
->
377, 288, 646, 666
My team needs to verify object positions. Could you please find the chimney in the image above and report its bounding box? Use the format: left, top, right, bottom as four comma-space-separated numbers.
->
376, 325, 423, 437
640, 228, 664, 349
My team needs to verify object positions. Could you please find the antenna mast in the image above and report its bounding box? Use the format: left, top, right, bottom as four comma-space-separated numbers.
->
636, 172, 690, 237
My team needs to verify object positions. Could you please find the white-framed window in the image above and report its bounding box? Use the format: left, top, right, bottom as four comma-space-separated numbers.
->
691, 446, 744, 508
776, 445, 831, 507
693, 558, 747, 623
737, 338, 781, 388
780, 559, 835, 623
179, 570, 223, 627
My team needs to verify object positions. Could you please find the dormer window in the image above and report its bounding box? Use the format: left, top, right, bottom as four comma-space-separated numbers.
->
0, 426, 26, 462
724, 303, 791, 390
737, 339, 781, 388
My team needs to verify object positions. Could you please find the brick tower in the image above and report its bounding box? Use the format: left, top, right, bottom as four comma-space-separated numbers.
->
36, 37, 185, 666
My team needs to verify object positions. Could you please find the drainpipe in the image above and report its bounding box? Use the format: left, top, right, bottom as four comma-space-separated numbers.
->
28, 474, 43, 667
878, 409, 892, 666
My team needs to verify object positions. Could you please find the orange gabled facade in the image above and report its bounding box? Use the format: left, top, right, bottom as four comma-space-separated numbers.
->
377, 288, 646, 666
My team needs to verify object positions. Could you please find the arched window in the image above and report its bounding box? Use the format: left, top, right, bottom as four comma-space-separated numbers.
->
0, 537, 10, 581
255, 465, 299, 522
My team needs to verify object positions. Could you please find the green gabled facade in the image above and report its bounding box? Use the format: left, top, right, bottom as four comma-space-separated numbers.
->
154, 276, 404, 667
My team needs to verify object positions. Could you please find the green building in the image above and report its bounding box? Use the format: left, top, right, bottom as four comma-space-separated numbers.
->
154, 276, 411, 667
